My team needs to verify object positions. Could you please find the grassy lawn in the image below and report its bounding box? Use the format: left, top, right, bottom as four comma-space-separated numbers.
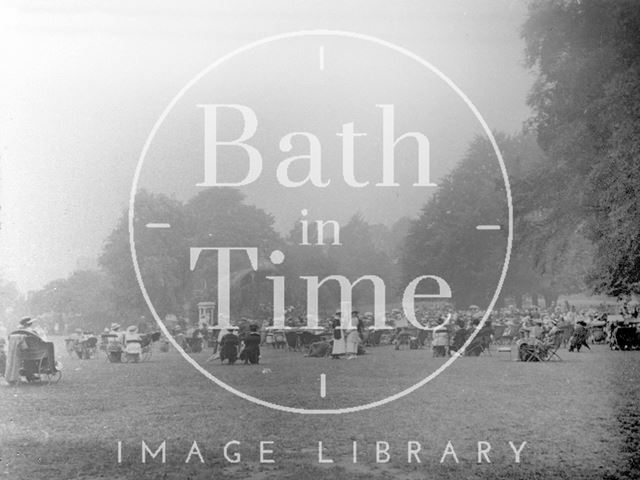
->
1, 338, 639, 479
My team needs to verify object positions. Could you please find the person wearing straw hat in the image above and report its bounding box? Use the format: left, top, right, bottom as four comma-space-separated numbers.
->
18, 316, 49, 340
17, 317, 36, 334
124, 325, 143, 362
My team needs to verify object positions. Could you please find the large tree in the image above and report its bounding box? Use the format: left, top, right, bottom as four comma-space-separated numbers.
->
100, 188, 283, 321
184, 188, 282, 318
402, 132, 579, 308
327, 214, 398, 307
403, 135, 511, 308
281, 214, 399, 317
521, 0, 640, 296
100, 190, 188, 319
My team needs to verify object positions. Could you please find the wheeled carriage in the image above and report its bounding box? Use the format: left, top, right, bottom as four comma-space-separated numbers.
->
5, 331, 62, 384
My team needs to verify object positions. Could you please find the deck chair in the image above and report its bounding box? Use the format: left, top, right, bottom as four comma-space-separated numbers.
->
466, 333, 492, 356
517, 333, 562, 362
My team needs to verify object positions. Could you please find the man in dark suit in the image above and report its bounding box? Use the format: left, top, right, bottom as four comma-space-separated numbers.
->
240, 324, 261, 365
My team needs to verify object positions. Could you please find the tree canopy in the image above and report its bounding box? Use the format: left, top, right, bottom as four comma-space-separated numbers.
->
401, 132, 587, 308
521, 0, 640, 296
27, 270, 116, 331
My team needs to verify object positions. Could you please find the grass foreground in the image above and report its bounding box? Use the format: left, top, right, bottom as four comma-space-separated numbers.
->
1, 337, 639, 479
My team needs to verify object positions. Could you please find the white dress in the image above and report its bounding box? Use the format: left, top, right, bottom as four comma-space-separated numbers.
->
346, 330, 360, 355
331, 329, 346, 355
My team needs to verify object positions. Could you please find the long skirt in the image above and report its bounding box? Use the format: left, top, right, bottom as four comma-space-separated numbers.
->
331, 336, 346, 356
346, 331, 360, 355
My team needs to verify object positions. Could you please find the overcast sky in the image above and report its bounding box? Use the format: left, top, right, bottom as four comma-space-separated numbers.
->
0, 0, 535, 293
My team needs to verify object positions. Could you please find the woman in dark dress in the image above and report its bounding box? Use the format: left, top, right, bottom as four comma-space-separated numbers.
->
569, 320, 590, 352
240, 324, 261, 365
220, 328, 240, 364
450, 319, 468, 353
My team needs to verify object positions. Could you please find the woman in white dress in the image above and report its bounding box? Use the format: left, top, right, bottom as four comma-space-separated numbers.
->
345, 311, 363, 359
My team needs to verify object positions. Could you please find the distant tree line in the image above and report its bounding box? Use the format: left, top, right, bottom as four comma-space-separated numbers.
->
26, 188, 408, 328
24, 0, 640, 326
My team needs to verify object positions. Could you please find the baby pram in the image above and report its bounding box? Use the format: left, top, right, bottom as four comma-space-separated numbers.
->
5, 331, 61, 384
609, 325, 640, 350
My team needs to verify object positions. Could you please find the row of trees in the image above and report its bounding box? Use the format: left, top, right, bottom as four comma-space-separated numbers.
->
30, 129, 589, 328
401, 132, 590, 309
24, 1, 640, 326
26, 188, 408, 328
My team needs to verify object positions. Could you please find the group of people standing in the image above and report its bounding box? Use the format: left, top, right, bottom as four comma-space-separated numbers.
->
330, 311, 364, 359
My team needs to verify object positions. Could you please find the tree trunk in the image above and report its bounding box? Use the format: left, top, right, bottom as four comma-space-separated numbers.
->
531, 293, 539, 307
515, 293, 523, 310
543, 291, 559, 309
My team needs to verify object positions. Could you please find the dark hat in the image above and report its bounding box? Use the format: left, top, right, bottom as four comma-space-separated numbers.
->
249, 324, 259, 332
351, 311, 359, 316
19, 317, 33, 327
